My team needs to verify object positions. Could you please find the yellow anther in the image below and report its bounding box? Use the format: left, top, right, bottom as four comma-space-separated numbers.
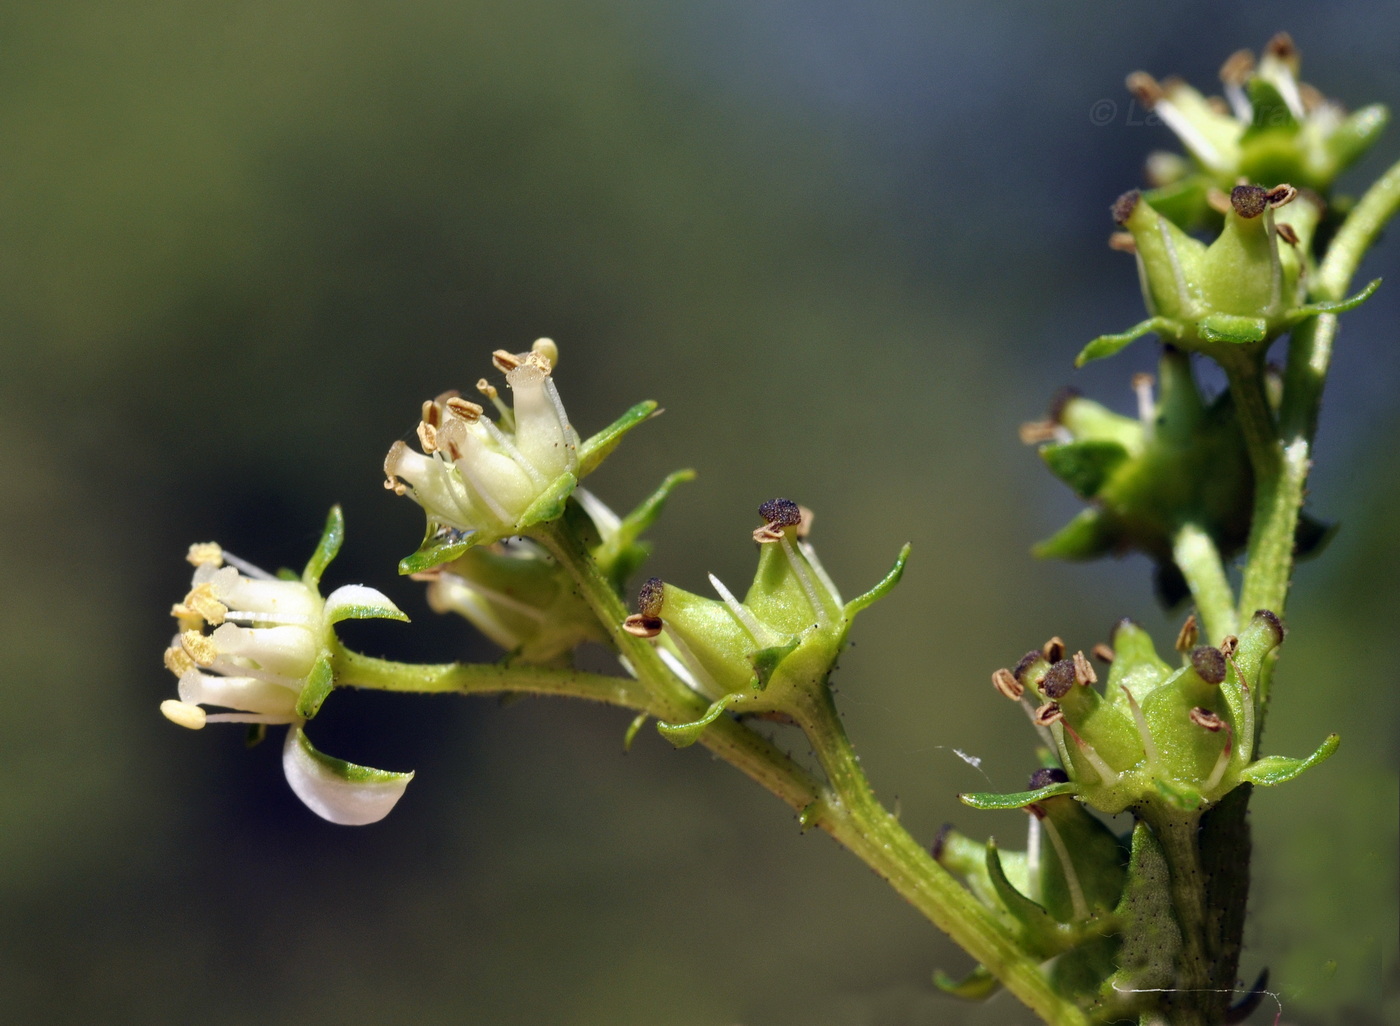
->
180, 630, 218, 667
181, 583, 227, 626
160, 699, 207, 730
163, 645, 196, 677
186, 543, 223, 567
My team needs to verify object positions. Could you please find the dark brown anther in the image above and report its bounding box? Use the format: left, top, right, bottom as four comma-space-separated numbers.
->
1028, 767, 1069, 790
1042, 636, 1066, 663
1191, 645, 1228, 685
1040, 659, 1077, 699
1013, 650, 1045, 683
1033, 702, 1064, 728
1072, 650, 1097, 687
991, 667, 1024, 701
1265, 32, 1299, 69
1231, 184, 1269, 219
1108, 231, 1137, 253
1276, 222, 1300, 246
1018, 419, 1061, 445
1253, 609, 1285, 646
1124, 73, 1163, 109
1189, 707, 1225, 731
1175, 613, 1199, 653
1091, 642, 1115, 665
1047, 386, 1080, 425
758, 498, 802, 527
622, 577, 665, 638
1219, 634, 1239, 657
1111, 189, 1142, 226
931, 823, 954, 862
1264, 184, 1298, 209
1219, 48, 1256, 87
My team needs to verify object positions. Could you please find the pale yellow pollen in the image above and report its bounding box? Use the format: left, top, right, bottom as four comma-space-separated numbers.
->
444, 397, 484, 422
1108, 231, 1137, 254
186, 542, 223, 567
169, 603, 204, 632
164, 645, 196, 677
180, 629, 218, 667
1072, 650, 1097, 687
161, 699, 207, 730
182, 583, 228, 625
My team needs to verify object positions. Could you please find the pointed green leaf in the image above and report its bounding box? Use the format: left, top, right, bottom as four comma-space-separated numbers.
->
656, 692, 745, 748
844, 543, 911, 616
518, 472, 578, 529
296, 654, 336, 720
1240, 733, 1340, 787
397, 524, 476, 575
596, 468, 696, 587
1040, 440, 1129, 499
1289, 278, 1382, 322
578, 400, 660, 477
1197, 313, 1267, 344
1075, 317, 1179, 367
302, 506, 345, 586
959, 780, 1077, 810
933, 965, 1000, 1001
985, 841, 1063, 953
1033, 508, 1118, 561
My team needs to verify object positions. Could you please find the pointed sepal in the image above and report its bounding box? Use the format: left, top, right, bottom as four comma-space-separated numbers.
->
282, 727, 414, 825
302, 505, 346, 586
324, 584, 408, 624
1239, 732, 1340, 787
844, 543, 910, 616
655, 693, 744, 748
933, 965, 1000, 1001
959, 779, 1078, 811
578, 400, 660, 477
1076, 317, 1180, 367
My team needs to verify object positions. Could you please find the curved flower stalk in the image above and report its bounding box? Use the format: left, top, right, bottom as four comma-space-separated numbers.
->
160, 507, 414, 825
1127, 33, 1389, 228
620, 498, 908, 746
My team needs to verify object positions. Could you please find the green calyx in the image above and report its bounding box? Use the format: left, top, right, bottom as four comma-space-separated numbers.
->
965, 612, 1339, 818
650, 499, 908, 746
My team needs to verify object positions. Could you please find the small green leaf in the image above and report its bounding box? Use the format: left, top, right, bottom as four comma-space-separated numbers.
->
1075, 317, 1179, 367
578, 400, 660, 477
1040, 440, 1129, 499
1289, 278, 1382, 322
398, 524, 476, 575
296, 654, 336, 720
1240, 733, 1340, 787
656, 693, 744, 748
959, 780, 1078, 810
1197, 313, 1267, 344
844, 543, 911, 616
302, 506, 346, 587
933, 965, 1000, 1001
518, 472, 578, 530
1033, 509, 1118, 561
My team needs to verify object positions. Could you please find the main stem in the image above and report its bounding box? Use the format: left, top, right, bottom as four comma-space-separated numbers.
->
534, 517, 1089, 1026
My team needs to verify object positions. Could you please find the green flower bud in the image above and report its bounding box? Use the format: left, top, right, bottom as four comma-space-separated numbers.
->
964, 611, 1339, 818
647, 500, 908, 745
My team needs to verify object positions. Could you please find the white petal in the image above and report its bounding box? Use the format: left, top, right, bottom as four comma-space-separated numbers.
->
210, 622, 318, 679
178, 669, 299, 717
282, 728, 414, 826
323, 585, 408, 624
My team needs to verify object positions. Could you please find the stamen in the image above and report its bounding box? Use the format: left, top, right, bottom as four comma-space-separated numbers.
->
491, 349, 523, 371
164, 645, 196, 677
1018, 419, 1066, 445
1176, 612, 1199, 653
707, 573, 773, 646
1091, 642, 1115, 664
1033, 702, 1063, 728
1193, 710, 1234, 792
1119, 685, 1162, 774
779, 533, 832, 629
991, 667, 1024, 701
186, 543, 223, 567
623, 577, 665, 638
1276, 222, 1300, 247
661, 628, 725, 699
180, 583, 228, 625
160, 699, 207, 730
1038, 812, 1090, 921
1064, 721, 1119, 784
1219, 49, 1256, 122
1108, 231, 1137, 253
1042, 636, 1066, 663
416, 420, 438, 453
180, 630, 218, 667
444, 397, 484, 422
1072, 650, 1097, 686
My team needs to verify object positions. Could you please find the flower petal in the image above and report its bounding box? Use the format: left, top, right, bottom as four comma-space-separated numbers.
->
324, 584, 409, 624
282, 728, 414, 826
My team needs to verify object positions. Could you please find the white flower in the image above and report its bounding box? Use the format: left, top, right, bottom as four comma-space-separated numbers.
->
161, 528, 413, 826
383, 341, 580, 538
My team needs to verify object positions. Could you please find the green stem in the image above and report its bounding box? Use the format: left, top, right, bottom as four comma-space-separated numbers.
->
1145, 809, 1219, 1026
1315, 157, 1400, 304
1171, 523, 1238, 644
533, 513, 1088, 1026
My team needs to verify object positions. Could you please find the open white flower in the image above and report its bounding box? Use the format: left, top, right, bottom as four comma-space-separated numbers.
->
160, 510, 415, 825
384, 340, 580, 541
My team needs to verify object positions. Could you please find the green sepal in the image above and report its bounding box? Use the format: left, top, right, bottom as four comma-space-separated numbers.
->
292, 728, 414, 785
518, 472, 578, 530
302, 505, 345, 587
1286, 278, 1382, 324
244, 723, 268, 749
1239, 733, 1340, 787
1143, 176, 1213, 231
985, 840, 1063, 954
656, 692, 744, 748
1075, 317, 1179, 367
933, 965, 1000, 1001
844, 543, 910, 616
1196, 313, 1267, 345
295, 654, 336, 720
276, 568, 300, 582
959, 780, 1077, 811
749, 636, 801, 690
1040, 440, 1130, 500
1032, 508, 1117, 561
325, 599, 409, 625
594, 468, 695, 590
577, 400, 659, 477
1241, 77, 1298, 141
623, 712, 648, 752
1103, 822, 1180, 1010
397, 525, 475, 576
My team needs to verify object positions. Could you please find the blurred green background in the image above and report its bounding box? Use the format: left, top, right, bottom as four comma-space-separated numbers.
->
1, 3, 1395, 1024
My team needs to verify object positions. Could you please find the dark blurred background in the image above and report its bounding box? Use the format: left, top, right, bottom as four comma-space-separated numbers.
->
1, 3, 1395, 1024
